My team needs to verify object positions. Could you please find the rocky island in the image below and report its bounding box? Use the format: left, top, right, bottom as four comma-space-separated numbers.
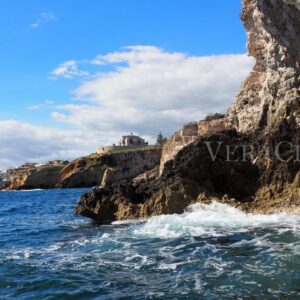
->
75, 0, 300, 223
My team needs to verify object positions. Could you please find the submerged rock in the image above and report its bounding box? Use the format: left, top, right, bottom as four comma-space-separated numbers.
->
75, 0, 300, 223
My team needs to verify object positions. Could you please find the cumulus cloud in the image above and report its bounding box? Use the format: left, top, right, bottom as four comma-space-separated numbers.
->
50, 60, 89, 79
31, 12, 57, 28
53, 46, 254, 137
0, 120, 99, 169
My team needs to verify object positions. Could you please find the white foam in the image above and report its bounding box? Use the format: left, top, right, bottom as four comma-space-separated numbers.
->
5, 248, 34, 260
2, 189, 44, 192
134, 202, 300, 239
19, 189, 44, 192
112, 219, 143, 225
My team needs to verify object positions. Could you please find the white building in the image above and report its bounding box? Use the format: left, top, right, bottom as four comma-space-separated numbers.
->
120, 134, 147, 147
96, 133, 148, 155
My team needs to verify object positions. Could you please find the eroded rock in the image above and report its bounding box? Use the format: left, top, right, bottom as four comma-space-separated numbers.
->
58, 148, 161, 188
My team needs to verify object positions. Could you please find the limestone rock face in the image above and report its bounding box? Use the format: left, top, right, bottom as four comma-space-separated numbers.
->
57, 156, 105, 188
7, 163, 67, 190
58, 148, 161, 188
159, 123, 198, 176
99, 149, 161, 187
159, 116, 227, 175
6, 148, 161, 190
227, 0, 300, 133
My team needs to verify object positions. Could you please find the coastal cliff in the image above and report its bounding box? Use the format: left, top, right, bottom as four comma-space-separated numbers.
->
227, 0, 300, 133
57, 147, 161, 188
5, 147, 161, 190
7, 161, 69, 190
75, 0, 300, 223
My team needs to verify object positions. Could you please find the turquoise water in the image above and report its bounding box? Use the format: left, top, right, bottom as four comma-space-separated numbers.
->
0, 189, 300, 299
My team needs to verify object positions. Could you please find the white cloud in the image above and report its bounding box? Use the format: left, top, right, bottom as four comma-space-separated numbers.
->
50, 60, 89, 79
0, 120, 98, 169
31, 12, 58, 28
27, 100, 54, 110
53, 46, 254, 137
28, 105, 42, 110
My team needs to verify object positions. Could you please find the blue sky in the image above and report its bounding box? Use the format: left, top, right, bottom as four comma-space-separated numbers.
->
1, 0, 246, 125
0, 0, 254, 168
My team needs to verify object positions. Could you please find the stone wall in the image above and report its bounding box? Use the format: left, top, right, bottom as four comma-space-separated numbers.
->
96, 145, 148, 155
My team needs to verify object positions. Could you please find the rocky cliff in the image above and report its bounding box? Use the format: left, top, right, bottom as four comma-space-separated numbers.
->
225, 0, 300, 211
159, 115, 227, 175
7, 161, 68, 190
227, 0, 300, 133
5, 147, 161, 190
58, 147, 161, 188
75, 0, 300, 223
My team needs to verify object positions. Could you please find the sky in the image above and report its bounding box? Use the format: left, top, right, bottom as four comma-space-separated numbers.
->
0, 0, 254, 169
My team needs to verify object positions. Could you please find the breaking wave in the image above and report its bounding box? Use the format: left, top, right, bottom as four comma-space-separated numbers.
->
134, 201, 300, 238
1, 189, 44, 192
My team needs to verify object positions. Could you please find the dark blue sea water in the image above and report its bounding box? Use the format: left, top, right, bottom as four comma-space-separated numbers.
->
0, 189, 300, 299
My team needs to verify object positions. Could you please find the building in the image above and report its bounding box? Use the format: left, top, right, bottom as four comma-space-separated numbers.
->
20, 162, 38, 169
96, 133, 148, 155
120, 134, 147, 147
47, 160, 69, 166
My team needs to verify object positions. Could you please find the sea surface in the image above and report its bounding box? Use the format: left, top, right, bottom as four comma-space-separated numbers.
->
0, 189, 300, 299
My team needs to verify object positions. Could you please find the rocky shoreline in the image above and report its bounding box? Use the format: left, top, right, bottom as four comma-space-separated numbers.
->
75, 0, 300, 223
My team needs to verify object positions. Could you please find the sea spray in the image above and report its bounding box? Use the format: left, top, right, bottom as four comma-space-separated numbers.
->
133, 201, 300, 238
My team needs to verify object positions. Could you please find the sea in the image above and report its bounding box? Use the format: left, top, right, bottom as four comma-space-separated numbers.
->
0, 189, 299, 299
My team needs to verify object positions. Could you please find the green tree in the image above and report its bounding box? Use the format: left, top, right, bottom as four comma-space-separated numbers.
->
156, 132, 167, 146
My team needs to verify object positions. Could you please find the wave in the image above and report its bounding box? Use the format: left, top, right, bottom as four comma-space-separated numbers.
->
112, 219, 144, 225
1, 189, 44, 192
133, 202, 300, 239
